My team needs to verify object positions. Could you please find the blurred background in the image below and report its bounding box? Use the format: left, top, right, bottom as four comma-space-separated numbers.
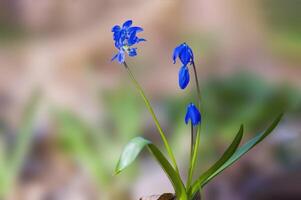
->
0, 0, 301, 199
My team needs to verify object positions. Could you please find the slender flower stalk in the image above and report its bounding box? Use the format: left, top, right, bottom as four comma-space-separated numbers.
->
190, 123, 194, 158
111, 21, 179, 173
187, 124, 201, 188
123, 62, 180, 174
172, 42, 202, 189
188, 122, 195, 188
192, 62, 202, 105
187, 61, 202, 189
185, 102, 201, 188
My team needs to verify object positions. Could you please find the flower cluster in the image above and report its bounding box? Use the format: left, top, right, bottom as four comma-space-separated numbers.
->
111, 20, 146, 63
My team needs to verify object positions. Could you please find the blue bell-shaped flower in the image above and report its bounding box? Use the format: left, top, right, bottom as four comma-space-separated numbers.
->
173, 43, 194, 66
173, 43, 194, 89
178, 66, 190, 89
185, 103, 201, 126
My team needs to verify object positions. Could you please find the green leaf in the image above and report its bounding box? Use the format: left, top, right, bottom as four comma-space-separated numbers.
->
115, 137, 151, 174
10, 91, 41, 171
54, 110, 108, 185
147, 144, 188, 200
3, 91, 41, 197
201, 114, 283, 187
192, 114, 283, 196
116, 137, 188, 200
189, 125, 244, 197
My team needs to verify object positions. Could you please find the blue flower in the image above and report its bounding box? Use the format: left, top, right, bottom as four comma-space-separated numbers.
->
185, 103, 201, 126
111, 20, 146, 63
173, 43, 194, 66
179, 66, 190, 89
173, 43, 194, 89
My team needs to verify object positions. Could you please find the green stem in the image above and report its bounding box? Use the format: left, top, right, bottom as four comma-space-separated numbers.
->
190, 122, 194, 158
186, 125, 201, 189
186, 122, 194, 187
187, 62, 202, 190
123, 62, 180, 174
192, 190, 202, 200
192, 62, 201, 105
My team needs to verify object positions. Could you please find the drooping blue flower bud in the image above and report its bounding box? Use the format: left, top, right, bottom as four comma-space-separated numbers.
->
178, 66, 190, 89
185, 103, 201, 126
111, 20, 146, 63
173, 43, 194, 66
173, 43, 194, 89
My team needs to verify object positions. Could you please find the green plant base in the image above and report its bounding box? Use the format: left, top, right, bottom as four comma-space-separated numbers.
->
139, 192, 201, 200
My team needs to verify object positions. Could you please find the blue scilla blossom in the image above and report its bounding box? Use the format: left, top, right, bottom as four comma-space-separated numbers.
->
179, 66, 190, 89
185, 103, 201, 126
173, 43, 194, 66
173, 43, 194, 89
111, 20, 146, 63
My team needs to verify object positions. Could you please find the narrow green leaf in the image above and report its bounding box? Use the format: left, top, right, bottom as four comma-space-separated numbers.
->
4, 91, 41, 197
115, 137, 151, 174
124, 63, 179, 173
10, 91, 41, 171
116, 137, 188, 200
189, 125, 244, 197
201, 113, 283, 188
54, 110, 108, 185
147, 144, 187, 200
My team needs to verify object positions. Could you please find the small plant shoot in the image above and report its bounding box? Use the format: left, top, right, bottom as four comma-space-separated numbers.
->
112, 20, 283, 200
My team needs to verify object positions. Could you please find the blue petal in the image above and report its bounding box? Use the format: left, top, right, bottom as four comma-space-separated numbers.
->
138, 38, 146, 43
179, 45, 191, 66
185, 103, 201, 126
128, 38, 137, 46
122, 20, 133, 28
113, 31, 121, 41
128, 48, 137, 57
111, 53, 119, 61
187, 46, 194, 62
173, 43, 185, 64
128, 26, 143, 33
178, 66, 190, 89
112, 25, 121, 32
115, 41, 122, 48
119, 29, 127, 42
185, 109, 190, 124
128, 32, 138, 46
191, 109, 201, 126
117, 50, 125, 63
